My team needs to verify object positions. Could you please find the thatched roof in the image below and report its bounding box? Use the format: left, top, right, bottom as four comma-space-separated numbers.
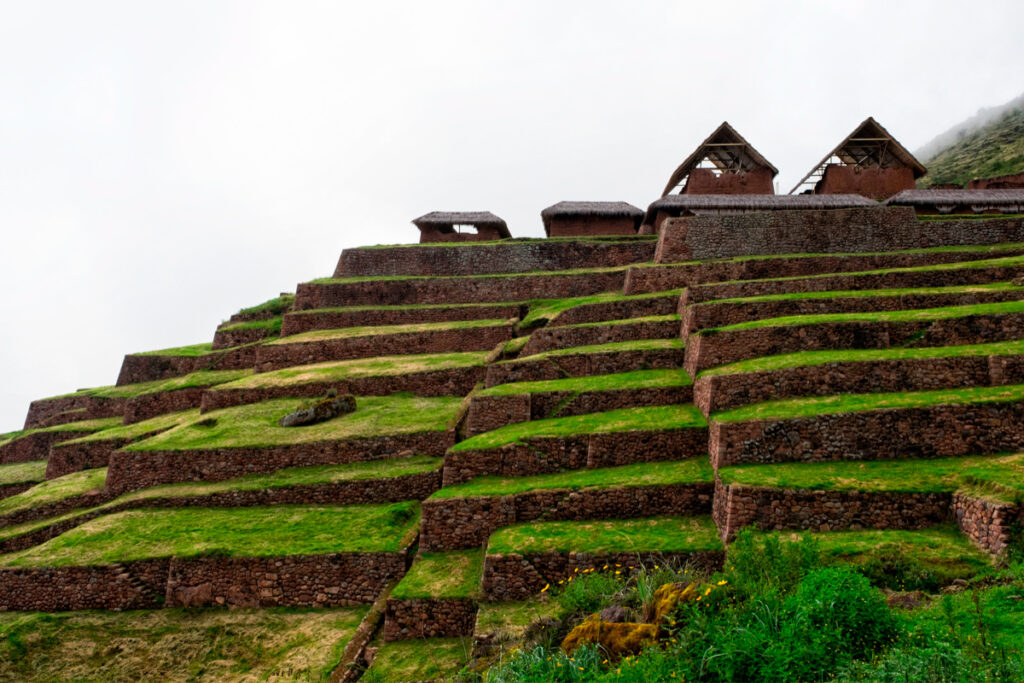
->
886, 189, 1024, 212
646, 194, 877, 220
789, 117, 927, 194
412, 211, 510, 238
662, 122, 778, 196
540, 201, 644, 231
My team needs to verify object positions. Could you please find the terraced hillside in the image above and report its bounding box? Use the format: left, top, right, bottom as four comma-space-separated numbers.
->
5, 208, 1024, 681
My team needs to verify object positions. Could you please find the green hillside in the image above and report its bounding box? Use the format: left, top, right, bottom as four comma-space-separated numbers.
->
920, 104, 1024, 187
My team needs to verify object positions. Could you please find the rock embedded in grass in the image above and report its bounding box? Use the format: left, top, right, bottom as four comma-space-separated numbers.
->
279, 394, 357, 427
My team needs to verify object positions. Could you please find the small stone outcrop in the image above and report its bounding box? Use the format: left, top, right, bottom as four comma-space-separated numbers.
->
278, 392, 357, 427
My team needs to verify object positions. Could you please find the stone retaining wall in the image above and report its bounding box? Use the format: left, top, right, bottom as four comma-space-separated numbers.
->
520, 319, 679, 356
683, 263, 1024, 305
24, 395, 127, 430
46, 439, 133, 479
254, 323, 514, 373
384, 598, 478, 640
623, 247, 1024, 295
335, 240, 655, 278
0, 482, 33, 501
281, 304, 522, 336
694, 355, 1024, 416
547, 294, 678, 327
212, 325, 277, 350
954, 493, 1023, 555
654, 208, 1024, 262
201, 366, 487, 413
466, 386, 692, 436
442, 427, 708, 486
482, 550, 724, 602
709, 401, 1024, 468
293, 271, 628, 309
683, 313, 1024, 375
0, 430, 93, 464
711, 479, 951, 541
421, 482, 713, 551
116, 345, 259, 386
0, 558, 169, 611
106, 431, 454, 494
485, 346, 684, 387
123, 388, 206, 425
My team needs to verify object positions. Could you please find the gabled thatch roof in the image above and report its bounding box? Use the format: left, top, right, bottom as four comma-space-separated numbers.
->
662, 122, 778, 196
789, 117, 927, 194
412, 211, 510, 238
540, 201, 644, 231
646, 193, 877, 218
886, 189, 1024, 211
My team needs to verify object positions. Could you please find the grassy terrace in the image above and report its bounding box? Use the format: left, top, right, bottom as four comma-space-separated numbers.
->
0, 417, 124, 449
505, 337, 684, 364
708, 281, 1024, 305
487, 516, 722, 555
288, 301, 523, 316
44, 369, 253, 401
265, 318, 510, 345
124, 396, 460, 451
391, 549, 483, 599
451, 404, 706, 452
217, 316, 283, 334
430, 459, 712, 500
363, 638, 471, 683
0, 468, 107, 518
712, 299, 1024, 332
0, 502, 420, 567
478, 368, 691, 397
713, 383, 1024, 422
718, 453, 1024, 502
0, 461, 46, 486
231, 293, 294, 318
700, 339, 1024, 377
135, 342, 214, 357
308, 264, 630, 285
521, 290, 680, 328
59, 409, 199, 445
214, 352, 488, 391
555, 313, 680, 330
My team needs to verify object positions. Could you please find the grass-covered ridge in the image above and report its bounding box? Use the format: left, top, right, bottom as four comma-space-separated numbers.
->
232, 293, 294, 319
712, 299, 1024, 332
0, 461, 46, 486
451, 404, 706, 452
707, 280, 1024, 306
135, 342, 214, 357
713, 383, 1024, 423
215, 352, 487, 390
557, 313, 680, 330
920, 103, 1024, 187
0, 468, 107, 518
718, 453, 1024, 501
59, 409, 200, 446
487, 515, 722, 555
700, 338, 1024, 377
505, 337, 684, 364
266, 318, 510, 345
125, 396, 460, 451
362, 637, 471, 683
521, 290, 680, 328
43, 369, 253, 401
0, 417, 124, 450
217, 316, 284, 335
391, 549, 483, 600
430, 458, 712, 500
478, 369, 691, 397
0, 502, 420, 567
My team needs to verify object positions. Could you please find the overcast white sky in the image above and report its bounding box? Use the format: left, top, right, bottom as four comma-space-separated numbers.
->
1, 1, 1023, 432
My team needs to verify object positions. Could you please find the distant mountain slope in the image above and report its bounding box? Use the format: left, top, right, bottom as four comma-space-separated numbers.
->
917, 93, 1024, 188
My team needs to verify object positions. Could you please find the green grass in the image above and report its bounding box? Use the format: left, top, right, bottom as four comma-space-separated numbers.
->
430, 458, 712, 500
309, 264, 629, 285
708, 281, 1024, 306
503, 336, 530, 356
203, 352, 488, 391
0, 606, 366, 683
0, 461, 46, 486
217, 316, 283, 334
718, 453, 1024, 501
59, 409, 200, 445
125, 395, 460, 451
362, 637, 471, 683
266, 318, 510, 345
558, 313, 680, 330
0, 502, 420, 567
0, 417, 124, 450
42, 369, 253, 401
451, 404, 706, 452
487, 515, 722, 555
700, 338, 1024, 377
921, 105, 1024, 186
478, 368, 691, 397
233, 293, 294, 319
713, 383, 1024, 422
521, 290, 679, 328
506, 337, 684, 364
475, 600, 563, 640
391, 549, 483, 599
289, 301, 522, 316
0, 468, 108, 518
135, 342, 214, 357
713, 299, 1024, 332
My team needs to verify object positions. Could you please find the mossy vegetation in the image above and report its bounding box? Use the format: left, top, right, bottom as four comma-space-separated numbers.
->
60, 409, 200, 445
0, 468, 107, 518
478, 369, 691, 397
430, 458, 712, 500
0, 606, 364, 682
125, 395, 459, 451
0, 502, 420, 566
451, 404, 706, 452
391, 549, 483, 599
504, 337, 684, 365
521, 291, 679, 328
0, 417, 124, 450
266, 318, 510, 345
713, 383, 1024, 422
44, 369, 253, 401
135, 342, 214, 357
487, 516, 722, 555
0, 461, 46, 486
362, 637, 472, 683
217, 316, 284, 335
232, 293, 294, 319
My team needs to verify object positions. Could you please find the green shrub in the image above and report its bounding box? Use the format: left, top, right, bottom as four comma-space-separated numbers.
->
726, 526, 820, 599
556, 571, 625, 616
484, 643, 604, 683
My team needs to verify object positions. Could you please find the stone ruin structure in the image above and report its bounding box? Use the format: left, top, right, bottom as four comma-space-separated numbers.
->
887, 188, 1024, 215
412, 211, 511, 243
540, 201, 644, 237
661, 121, 778, 196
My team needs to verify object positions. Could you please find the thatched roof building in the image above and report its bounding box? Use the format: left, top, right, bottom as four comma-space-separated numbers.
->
540, 201, 644, 237
643, 194, 878, 233
662, 122, 778, 196
790, 117, 926, 200
412, 211, 511, 243
885, 189, 1024, 215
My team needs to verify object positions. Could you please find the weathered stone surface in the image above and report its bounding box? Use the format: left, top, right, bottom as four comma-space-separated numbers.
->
485, 346, 684, 387
383, 598, 477, 640
279, 395, 357, 427
954, 493, 1023, 555
281, 304, 522, 336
